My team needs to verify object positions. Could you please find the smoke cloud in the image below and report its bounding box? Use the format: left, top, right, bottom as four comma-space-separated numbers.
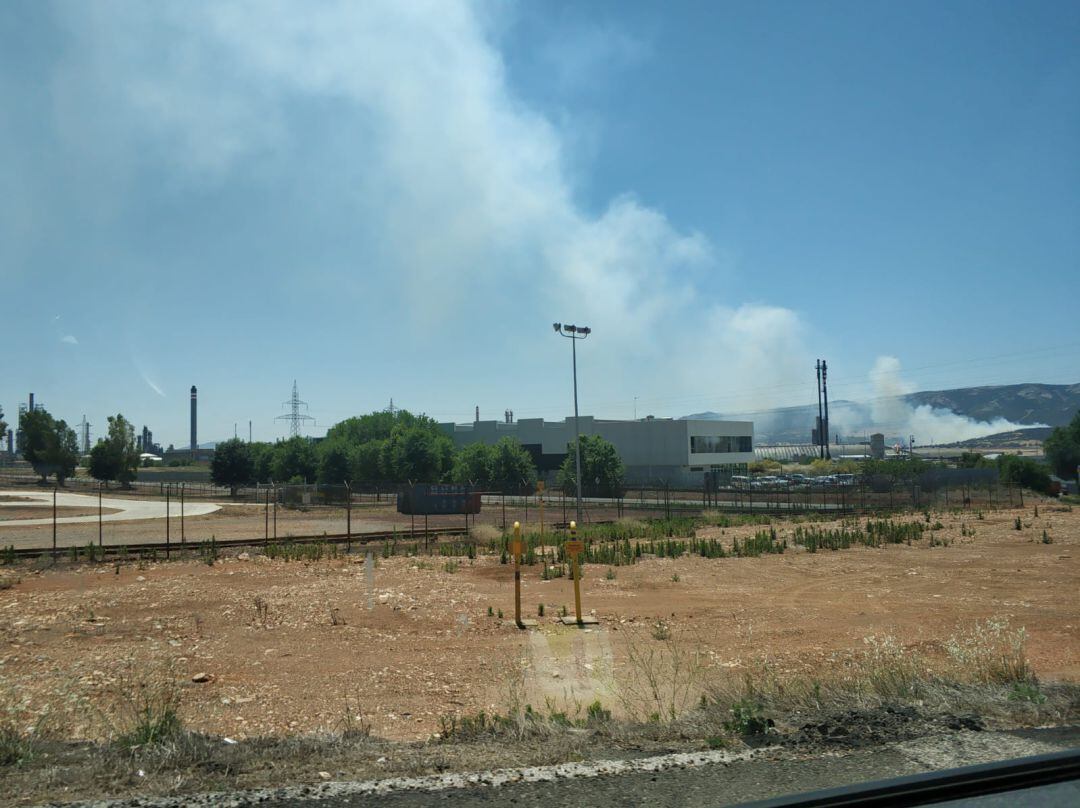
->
34, 0, 813, 420
868, 357, 1042, 444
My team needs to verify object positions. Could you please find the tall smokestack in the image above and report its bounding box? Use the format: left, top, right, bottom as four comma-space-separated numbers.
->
28, 393, 34, 412
190, 386, 197, 452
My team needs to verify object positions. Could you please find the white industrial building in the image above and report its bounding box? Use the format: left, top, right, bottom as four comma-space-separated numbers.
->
439, 416, 754, 488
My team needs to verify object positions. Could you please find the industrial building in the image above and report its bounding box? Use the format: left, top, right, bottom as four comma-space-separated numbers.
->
439, 416, 754, 488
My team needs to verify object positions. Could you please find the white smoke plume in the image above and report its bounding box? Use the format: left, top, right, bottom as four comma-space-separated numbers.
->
868, 357, 1042, 444
35, 0, 814, 421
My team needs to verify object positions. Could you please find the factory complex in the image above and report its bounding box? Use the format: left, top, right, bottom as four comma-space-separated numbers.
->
440, 415, 754, 488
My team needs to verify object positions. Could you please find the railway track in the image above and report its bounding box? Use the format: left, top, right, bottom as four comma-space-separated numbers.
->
2, 526, 472, 560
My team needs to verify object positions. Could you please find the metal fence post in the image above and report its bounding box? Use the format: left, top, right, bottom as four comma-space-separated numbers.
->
345, 481, 352, 553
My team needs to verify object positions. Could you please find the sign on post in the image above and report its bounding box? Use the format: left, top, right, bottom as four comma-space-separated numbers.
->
560, 521, 598, 626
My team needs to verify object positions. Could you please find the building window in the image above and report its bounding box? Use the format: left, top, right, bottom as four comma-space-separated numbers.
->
691, 435, 752, 454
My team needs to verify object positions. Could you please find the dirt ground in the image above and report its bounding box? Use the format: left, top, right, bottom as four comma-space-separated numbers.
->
0, 506, 121, 521
0, 500, 546, 550
0, 502, 1076, 744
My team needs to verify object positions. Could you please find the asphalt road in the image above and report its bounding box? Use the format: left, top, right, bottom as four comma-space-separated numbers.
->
81, 727, 1076, 808
287, 728, 1080, 808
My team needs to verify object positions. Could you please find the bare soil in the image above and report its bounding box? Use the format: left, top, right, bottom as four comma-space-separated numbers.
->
0, 505, 121, 521
0, 503, 1076, 747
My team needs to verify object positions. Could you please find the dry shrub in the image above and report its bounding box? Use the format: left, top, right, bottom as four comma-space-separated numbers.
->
96, 659, 184, 748
943, 618, 1032, 685
613, 624, 707, 723
469, 523, 501, 544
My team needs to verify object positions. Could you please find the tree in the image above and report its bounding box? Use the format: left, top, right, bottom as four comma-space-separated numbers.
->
557, 435, 625, 498
211, 438, 255, 496
271, 436, 317, 483
1044, 411, 1080, 483
111, 414, 140, 487
996, 454, 1053, 495
450, 443, 493, 487
325, 411, 409, 445
249, 442, 276, 483
317, 439, 352, 485
381, 423, 454, 482
0, 406, 6, 449
88, 415, 139, 488
489, 437, 537, 493
19, 408, 78, 485
88, 442, 119, 486
349, 440, 385, 482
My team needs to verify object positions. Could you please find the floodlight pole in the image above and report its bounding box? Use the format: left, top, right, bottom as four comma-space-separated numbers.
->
554, 322, 591, 525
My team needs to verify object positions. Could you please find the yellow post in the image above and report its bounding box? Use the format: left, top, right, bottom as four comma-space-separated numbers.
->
512, 521, 523, 628
569, 520, 582, 624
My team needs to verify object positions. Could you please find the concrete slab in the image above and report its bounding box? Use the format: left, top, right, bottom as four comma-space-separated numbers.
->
560, 615, 600, 626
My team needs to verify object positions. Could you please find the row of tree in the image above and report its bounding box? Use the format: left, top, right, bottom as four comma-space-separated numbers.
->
15, 403, 628, 496
211, 409, 627, 496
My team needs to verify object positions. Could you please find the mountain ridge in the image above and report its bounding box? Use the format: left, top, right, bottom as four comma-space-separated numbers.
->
682, 383, 1080, 444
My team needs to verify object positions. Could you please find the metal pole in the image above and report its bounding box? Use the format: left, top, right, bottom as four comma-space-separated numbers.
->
180, 483, 185, 549
165, 484, 171, 560
572, 335, 583, 525
346, 481, 352, 553
273, 485, 277, 540
52, 486, 57, 563
264, 486, 269, 545
513, 521, 522, 628
98, 482, 103, 552
816, 360, 824, 459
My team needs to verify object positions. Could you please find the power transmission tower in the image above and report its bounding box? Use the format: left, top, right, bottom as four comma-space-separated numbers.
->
275, 380, 315, 438
78, 415, 91, 454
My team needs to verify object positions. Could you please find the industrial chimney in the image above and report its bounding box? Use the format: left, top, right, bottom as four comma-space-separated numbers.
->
190, 386, 197, 452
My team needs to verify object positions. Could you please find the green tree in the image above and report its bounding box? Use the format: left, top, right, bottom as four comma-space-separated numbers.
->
450, 443, 493, 487
249, 442, 275, 483
996, 454, 1053, 495
557, 435, 625, 498
19, 408, 78, 485
349, 440, 385, 482
381, 423, 454, 482
0, 406, 6, 449
211, 438, 255, 496
317, 439, 352, 485
957, 452, 992, 469
88, 441, 118, 486
271, 436, 318, 483
489, 437, 537, 493
325, 411, 408, 445
88, 415, 139, 488
1044, 411, 1080, 484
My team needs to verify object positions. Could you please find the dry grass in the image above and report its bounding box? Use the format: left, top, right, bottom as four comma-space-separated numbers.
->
469, 523, 502, 544
1, 617, 1076, 806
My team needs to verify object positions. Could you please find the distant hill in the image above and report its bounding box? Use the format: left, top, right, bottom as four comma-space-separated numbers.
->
683, 383, 1080, 444
946, 427, 1055, 449
906, 383, 1080, 426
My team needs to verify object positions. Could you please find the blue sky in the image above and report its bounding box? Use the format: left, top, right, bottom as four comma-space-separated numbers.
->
2, 0, 1078, 447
